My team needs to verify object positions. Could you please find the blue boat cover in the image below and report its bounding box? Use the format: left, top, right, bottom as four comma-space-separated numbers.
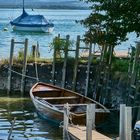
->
10, 10, 54, 27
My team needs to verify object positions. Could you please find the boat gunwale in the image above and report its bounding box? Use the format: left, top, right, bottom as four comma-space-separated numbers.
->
30, 82, 110, 113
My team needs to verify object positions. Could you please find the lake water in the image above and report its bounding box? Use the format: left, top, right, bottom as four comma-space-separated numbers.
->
0, 93, 119, 140
0, 8, 90, 59
0, 93, 63, 140
0, 8, 139, 60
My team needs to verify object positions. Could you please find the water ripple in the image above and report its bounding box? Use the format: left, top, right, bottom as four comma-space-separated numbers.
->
0, 95, 63, 139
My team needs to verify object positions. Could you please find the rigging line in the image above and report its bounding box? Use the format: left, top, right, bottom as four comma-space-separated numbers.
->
3, 65, 38, 80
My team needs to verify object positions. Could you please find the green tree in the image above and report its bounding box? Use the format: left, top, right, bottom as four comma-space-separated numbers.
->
81, 0, 140, 46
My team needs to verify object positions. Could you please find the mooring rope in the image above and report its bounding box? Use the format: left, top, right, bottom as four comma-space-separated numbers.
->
70, 111, 86, 117
3, 65, 38, 80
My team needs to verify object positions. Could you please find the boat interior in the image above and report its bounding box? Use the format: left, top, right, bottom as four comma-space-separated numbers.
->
32, 84, 105, 113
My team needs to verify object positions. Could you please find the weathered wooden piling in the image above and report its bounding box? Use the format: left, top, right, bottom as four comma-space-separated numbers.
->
7, 38, 29, 94
52, 34, 60, 85
85, 43, 92, 97
32, 45, 36, 58
52, 37, 57, 85
119, 104, 132, 140
103, 45, 114, 105
125, 107, 132, 140
119, 104, 126, 140
63, 103, 69, 140
32, 43, 40, 58
62, 35, 69, 88
31, 43, 40, 82
95, 45, 107, 102
126, 42, 140, 127
72, 35, 80, 91
7, 38, 14, 94
86, 104, 95, 140
130, 42, 140, 86
20, 38, 28, 94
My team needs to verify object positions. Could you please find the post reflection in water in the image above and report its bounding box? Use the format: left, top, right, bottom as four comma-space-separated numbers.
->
0, 93, 62, 140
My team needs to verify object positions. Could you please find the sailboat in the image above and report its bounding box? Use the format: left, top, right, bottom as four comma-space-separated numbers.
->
10, 0, 54, 33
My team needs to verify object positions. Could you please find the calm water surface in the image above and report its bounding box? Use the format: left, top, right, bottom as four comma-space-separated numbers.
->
0, 92, 119, 139
0, 8, 90, 59
0, 93, 63, 140
0, 8, 139, 60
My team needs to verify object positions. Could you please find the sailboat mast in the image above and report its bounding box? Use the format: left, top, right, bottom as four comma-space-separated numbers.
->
23, 0, 25, 12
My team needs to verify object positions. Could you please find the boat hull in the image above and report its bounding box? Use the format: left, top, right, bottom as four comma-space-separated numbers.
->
12, 25, 54, 33
32, 98, 63, 124
30, 82, 109, 125
32, 96, 108, 125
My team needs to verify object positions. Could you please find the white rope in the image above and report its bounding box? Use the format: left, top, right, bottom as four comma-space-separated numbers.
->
4, 42, 40, 82
4, 65, 38, 80
70, 111, 86, 117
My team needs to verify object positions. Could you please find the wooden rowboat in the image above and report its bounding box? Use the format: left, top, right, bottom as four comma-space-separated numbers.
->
30, 82, 110, 125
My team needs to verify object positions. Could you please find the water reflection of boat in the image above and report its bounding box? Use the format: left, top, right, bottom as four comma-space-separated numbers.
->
10, 0, 54, 33
30, 82, 110, 125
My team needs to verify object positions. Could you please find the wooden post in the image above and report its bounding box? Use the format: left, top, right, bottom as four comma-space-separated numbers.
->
72, 35, 80, 91
100, 45, 107, 62
32, 43, 40, 58
7, 38, 15, 94
127, 47, 135, 97
34, 44, 39, 82
125, 107, 132, 140
63, 103, 69, 140
61, 35, 69, 88
103, 45, 114, 105
86, 104, 96, 140
119, 104, 126, 140
128, 47, 135, 78
36, 41, 40, 58
52, 34, 60, 85
85, 43, 92, 97
20, 38, 28, 94
52, 37, 57, 85
131, 42, 140, 85
95, 45, 107, 101
32, 44, 36, 58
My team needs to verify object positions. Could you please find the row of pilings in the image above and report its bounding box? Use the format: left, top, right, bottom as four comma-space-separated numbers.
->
3, 34, 140, 125
6, 35, 113, 102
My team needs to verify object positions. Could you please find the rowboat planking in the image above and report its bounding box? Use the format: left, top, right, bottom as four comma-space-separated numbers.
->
30, 82, 110, 125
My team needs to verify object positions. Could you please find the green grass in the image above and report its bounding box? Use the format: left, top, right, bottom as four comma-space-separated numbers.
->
0, 48, 130, 73
112, 58, 129, 72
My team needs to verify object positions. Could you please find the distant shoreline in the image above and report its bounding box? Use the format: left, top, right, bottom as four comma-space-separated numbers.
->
0, 3, 90, 10
0, 6, 90, 10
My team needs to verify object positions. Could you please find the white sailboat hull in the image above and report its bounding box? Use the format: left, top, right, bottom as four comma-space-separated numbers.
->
12, 25, 54, 33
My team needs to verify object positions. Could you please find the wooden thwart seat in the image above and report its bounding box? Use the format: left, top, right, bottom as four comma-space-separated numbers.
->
42, 96, 79, 100
54, 104, 107, 112
54, 103, 87, 106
